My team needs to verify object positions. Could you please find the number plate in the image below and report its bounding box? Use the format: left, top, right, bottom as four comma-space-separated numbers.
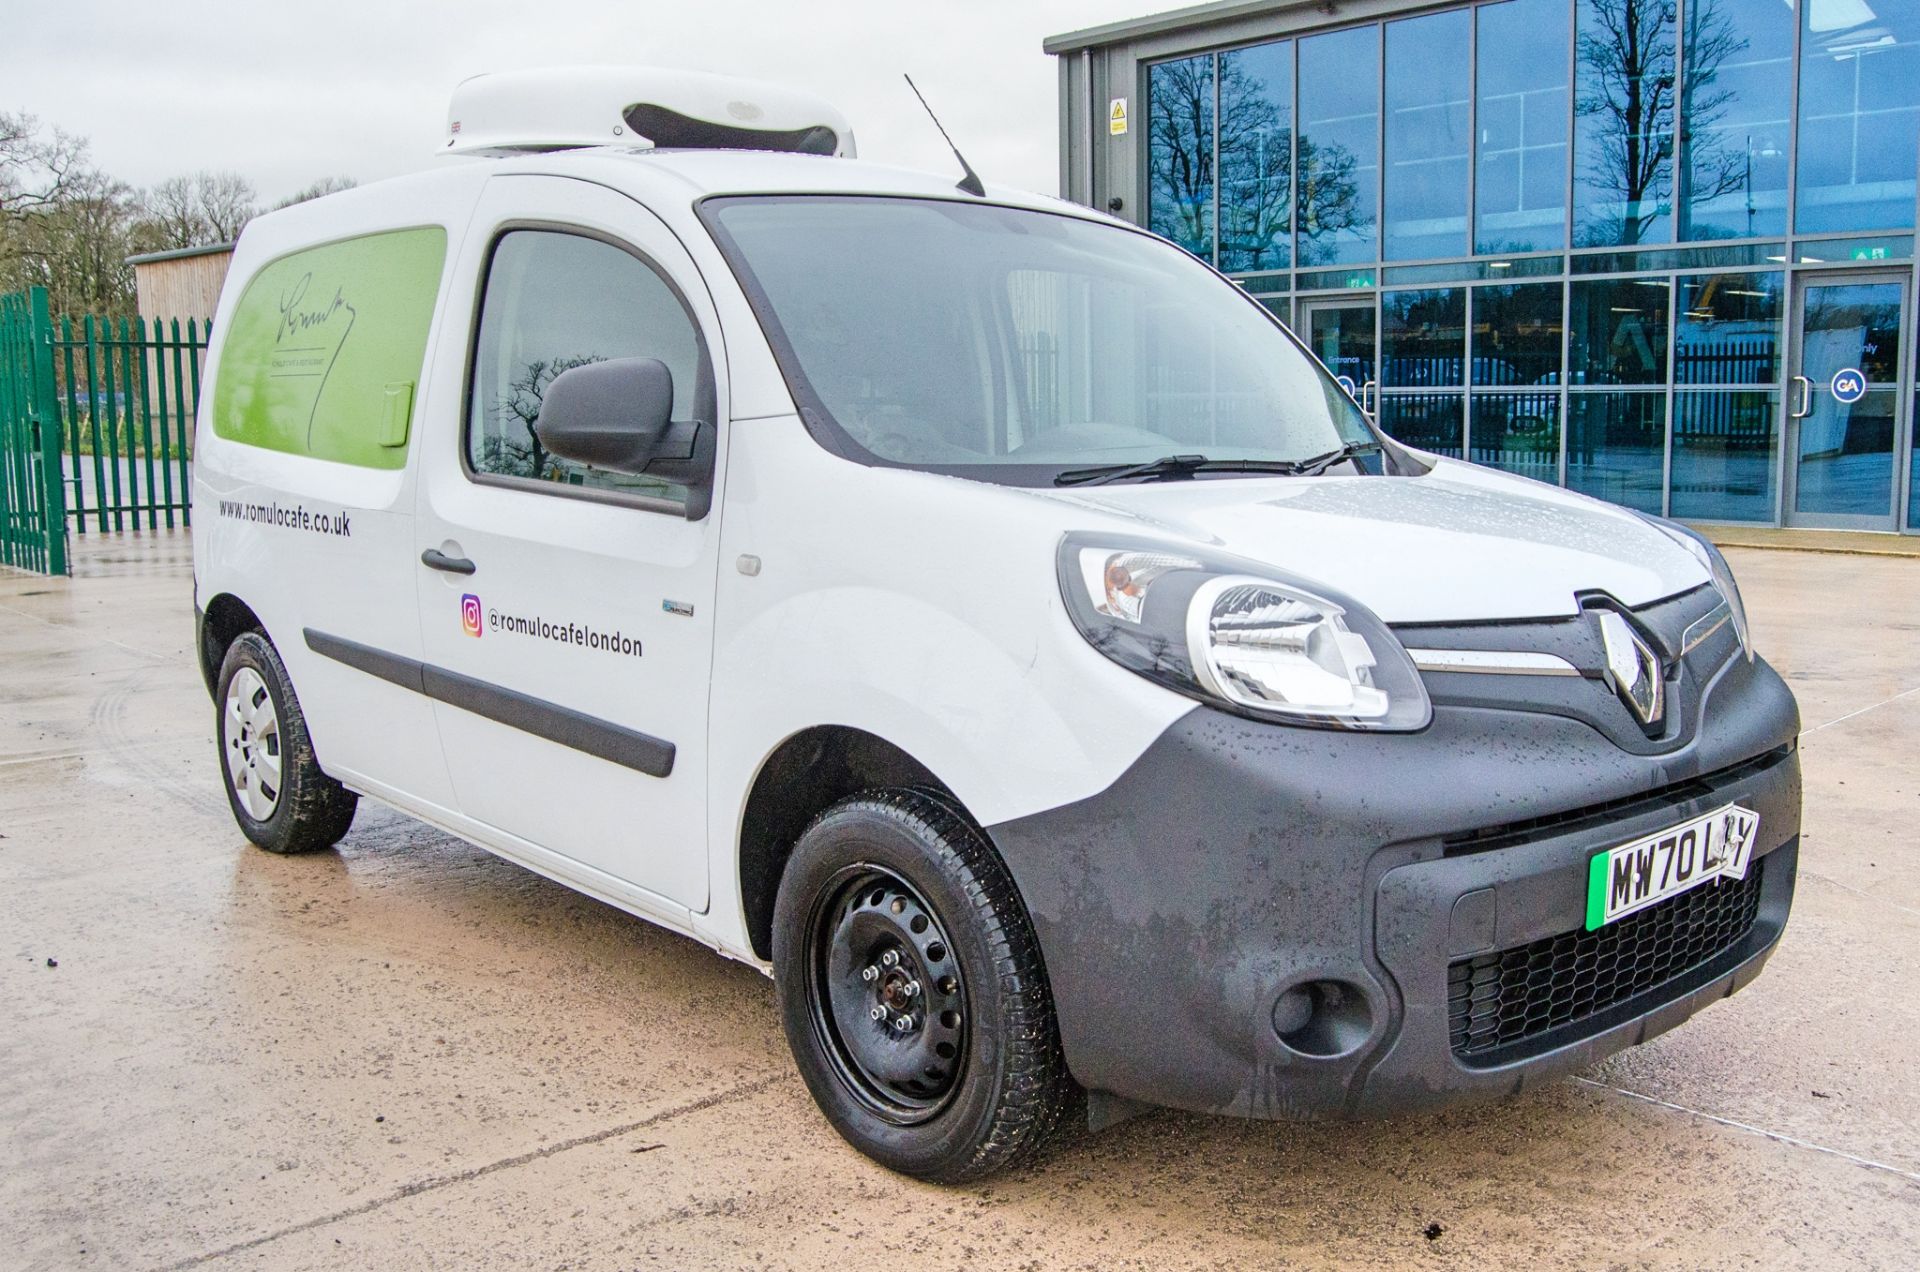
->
1585, 804, 1761, 931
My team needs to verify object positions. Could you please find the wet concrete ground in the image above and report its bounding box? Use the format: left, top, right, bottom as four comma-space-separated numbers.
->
3, 531, 1917, 1270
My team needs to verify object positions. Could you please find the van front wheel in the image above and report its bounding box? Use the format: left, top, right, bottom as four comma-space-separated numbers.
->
216, 631, 357, 854
772, 790, 1075, 1182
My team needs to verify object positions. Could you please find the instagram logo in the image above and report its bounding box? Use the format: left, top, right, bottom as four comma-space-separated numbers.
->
460, 594, 483, 638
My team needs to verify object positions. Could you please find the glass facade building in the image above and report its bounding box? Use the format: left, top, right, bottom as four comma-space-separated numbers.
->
1051, 0, 1920, 532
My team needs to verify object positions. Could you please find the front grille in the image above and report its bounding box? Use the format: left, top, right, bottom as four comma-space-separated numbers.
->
1442, 745, 1792, 857
1447, 860, 1765, 1063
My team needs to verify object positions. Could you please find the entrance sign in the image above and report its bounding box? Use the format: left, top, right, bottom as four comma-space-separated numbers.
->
1831, 368, 1867, 404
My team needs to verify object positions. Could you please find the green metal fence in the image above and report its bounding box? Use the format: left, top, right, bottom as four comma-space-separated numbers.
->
0, 285, 208, 574
0, 288, 66, 574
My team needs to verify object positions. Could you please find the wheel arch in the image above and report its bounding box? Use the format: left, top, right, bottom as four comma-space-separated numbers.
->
198, 592, 267, 698
737, 725, 963, 962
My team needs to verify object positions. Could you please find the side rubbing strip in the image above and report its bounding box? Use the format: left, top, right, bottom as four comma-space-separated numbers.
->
303, 629, 676, 778
419, 664, 676, 777
303, 628, 425, 692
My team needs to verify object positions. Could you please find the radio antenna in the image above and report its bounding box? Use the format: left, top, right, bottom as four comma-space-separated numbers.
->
904, 74, 985, 198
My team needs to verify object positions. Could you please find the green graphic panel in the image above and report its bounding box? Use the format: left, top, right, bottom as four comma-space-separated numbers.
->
213, 226, 447, 469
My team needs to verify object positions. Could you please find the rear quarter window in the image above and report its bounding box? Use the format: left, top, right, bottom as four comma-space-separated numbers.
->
211, 226, 448, 469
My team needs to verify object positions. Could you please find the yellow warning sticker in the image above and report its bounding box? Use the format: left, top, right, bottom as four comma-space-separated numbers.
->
1109, 98, 1128, 136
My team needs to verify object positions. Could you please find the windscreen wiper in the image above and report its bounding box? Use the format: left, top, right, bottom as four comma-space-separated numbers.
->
1286, 439, 1384, 477
1053, 454, 1305, 487
1053, 443, 1386, 487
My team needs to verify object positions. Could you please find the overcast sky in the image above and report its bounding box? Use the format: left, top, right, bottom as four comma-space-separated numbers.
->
7, 0, 1162, 205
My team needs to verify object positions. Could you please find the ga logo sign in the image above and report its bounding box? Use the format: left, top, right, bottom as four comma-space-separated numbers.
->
1831, 368, 1868, 405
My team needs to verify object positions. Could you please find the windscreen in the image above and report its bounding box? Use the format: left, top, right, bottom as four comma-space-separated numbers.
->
705, 196, 1375, 482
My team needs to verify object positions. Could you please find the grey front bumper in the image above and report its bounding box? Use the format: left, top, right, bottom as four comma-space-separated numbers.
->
984, 650, 1801, 1122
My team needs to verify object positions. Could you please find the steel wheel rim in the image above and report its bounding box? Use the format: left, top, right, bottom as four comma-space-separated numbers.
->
223, 666, 283, 822
805, 863, 969, 1125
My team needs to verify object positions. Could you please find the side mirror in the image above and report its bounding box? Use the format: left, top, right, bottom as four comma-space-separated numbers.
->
534, 356, 686, 476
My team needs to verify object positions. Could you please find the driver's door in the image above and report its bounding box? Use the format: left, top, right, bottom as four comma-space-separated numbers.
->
413, 175, 724, 913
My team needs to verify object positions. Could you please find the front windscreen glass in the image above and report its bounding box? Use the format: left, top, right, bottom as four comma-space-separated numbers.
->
704, 196, 1378, 484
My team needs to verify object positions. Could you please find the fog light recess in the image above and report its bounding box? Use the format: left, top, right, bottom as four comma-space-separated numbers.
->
1270, 979, 1373, 1058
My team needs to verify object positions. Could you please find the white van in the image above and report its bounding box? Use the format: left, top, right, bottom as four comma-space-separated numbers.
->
192, 69, 1802, 1181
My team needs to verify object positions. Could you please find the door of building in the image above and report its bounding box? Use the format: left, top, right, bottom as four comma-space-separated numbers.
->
1784, 271, 1910, 529
1297, 295, 1378, 415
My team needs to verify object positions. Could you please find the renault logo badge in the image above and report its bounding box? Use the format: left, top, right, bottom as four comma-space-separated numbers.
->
1596, 609, 1664, 726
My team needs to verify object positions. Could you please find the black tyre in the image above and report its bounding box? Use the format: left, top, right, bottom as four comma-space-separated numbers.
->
215, 631, 357, 854
772, 789, 1075, 1182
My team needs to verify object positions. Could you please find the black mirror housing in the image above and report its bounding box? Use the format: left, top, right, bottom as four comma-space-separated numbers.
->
534, 356, 674, 474
531, 357, 716, 518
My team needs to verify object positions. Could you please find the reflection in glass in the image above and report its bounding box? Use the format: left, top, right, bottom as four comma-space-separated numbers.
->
1386, 256, 1566, 285
1675, 272, 1781, 384
1679, 0, 1794, 239
1476, 0, 1571, 253
1911, 395, 1919, 530
1793, 281, 1902, 519
1793, 235, 1914, 264
1381, 288, 1466, 387
1379, 393, 1465, 457
1796, 1, 1920, 233
1672, 390, 1778, 521
1574, 0, 1677, 246
1147, 55, 1216, 260
1568, 392, 1666, 511
1299, 267, 1378, 291
1384, 11, 1471, 260
1306, 303, 1378, 388
1472, 283, 1564, 386
468, 231, 699, 502
1298, 26, 1380, 265
1569, 277, 1670, 383
1571, 241, 1785, 273
1471, 393, 1561, 482
1796, 388, 1897, 517
1220, 42, 1294, 272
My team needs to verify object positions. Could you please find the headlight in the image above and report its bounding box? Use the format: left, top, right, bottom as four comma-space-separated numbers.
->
1058, 534, 1431, 731
1636, 514, 1753, 661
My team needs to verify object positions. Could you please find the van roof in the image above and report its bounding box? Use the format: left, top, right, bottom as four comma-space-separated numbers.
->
248, 148, 1103, 250
502, 147, 1087, 214
225, 149, 1121, 313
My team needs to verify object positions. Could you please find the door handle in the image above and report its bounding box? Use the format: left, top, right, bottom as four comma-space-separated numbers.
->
1790, 375, 1813, 419
421, 547, 476, 575
1360, 380, 1378, 416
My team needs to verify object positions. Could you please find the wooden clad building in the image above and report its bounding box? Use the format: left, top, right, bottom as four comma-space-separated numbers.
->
128, 241, 233, 325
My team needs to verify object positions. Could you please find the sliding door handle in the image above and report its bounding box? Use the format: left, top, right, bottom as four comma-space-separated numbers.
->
1790, 375, 1813, 419
421, 547, 476, 575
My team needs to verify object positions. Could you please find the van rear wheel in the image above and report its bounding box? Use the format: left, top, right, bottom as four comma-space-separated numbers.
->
772, 790, 1074, 1182
216, 631, 357, 854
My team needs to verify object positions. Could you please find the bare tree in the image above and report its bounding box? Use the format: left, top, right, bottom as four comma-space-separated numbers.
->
1292, 138, 1363, 266
7, 167, 140, 314
273, 176, 357, 210
1574, 0, 1678, 246
1217, 56, 1293, 270
1676, 0, 1763, 235
1147, 56, 1215, 255
0, 111, 86, 224
1149, 54, 1362, 268
0, 116, 139, 313
477, 354, 604, 480
137, 170, 258, 250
